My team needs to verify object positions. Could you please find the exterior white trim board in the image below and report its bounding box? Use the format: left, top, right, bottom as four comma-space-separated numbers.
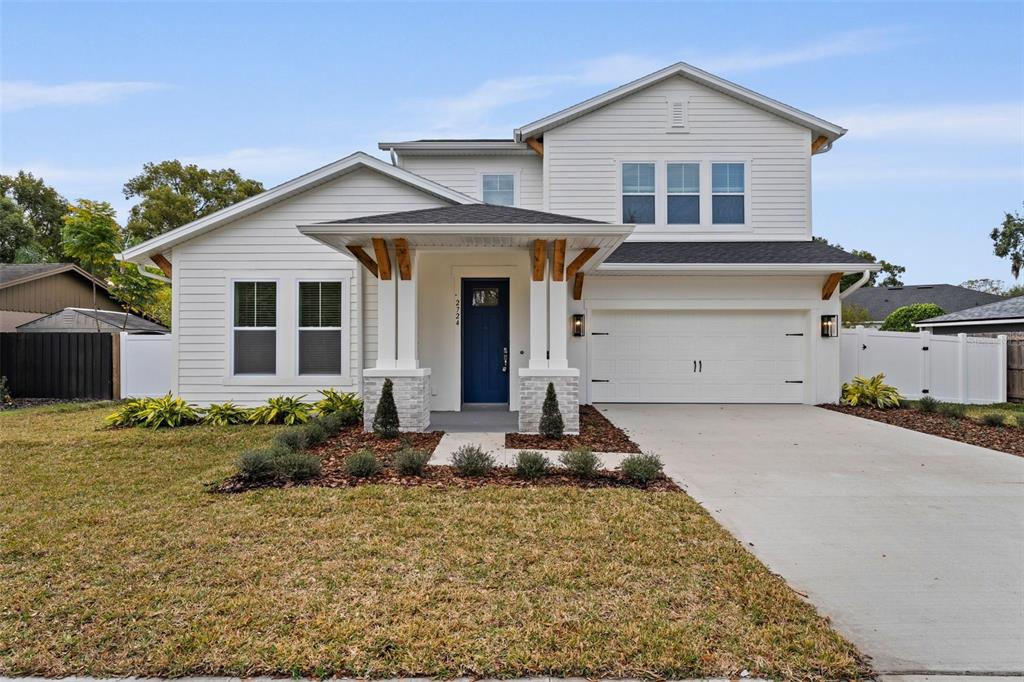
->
916, 317, 1024, 328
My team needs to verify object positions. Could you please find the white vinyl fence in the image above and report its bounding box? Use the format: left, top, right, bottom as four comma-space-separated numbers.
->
119, 332, 173, 398
841, 326, 1007, 404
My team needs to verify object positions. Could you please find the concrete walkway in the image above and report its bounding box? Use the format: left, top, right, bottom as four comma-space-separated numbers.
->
600, 404, 1024, 676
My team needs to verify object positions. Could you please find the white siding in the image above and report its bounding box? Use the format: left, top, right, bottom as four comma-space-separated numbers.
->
398, 155, 544, 210
171, 167, 450, 405
544, 75, 812, 241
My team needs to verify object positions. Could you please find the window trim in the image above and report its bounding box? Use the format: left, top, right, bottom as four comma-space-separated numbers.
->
620, 161, 657, 225
294, 277, 351, 379
230, 278, 279, 377
666, 161, 701, 225
710, 161, 750, 226
479, 171, 519, 207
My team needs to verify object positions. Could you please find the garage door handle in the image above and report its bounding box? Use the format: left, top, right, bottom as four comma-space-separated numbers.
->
699, 360, 702, 373
591, 332, 609, 336
591, 379, 610, 383
693, 360, 696, 373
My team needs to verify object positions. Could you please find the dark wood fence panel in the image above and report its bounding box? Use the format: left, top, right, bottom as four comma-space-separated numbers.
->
0, 332, 113, 400
1008, 340, 1024, 403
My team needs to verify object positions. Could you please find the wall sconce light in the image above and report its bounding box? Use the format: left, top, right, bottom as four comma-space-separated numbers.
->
572, 313, 585, 337
820, 314, 839, 338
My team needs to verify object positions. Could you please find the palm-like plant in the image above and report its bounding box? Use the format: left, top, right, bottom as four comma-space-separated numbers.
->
248, 395, 311, 425
841, 374, 902, 409
202, 401, 250, 425
137, 394, 201, 428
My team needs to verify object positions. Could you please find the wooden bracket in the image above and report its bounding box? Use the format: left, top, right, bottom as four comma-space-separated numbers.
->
566, 247, 598, 280
532, 239, 547, 281
347, 246, 378, 277
551, 239, 566, 282
822, 272, 843, 300
573, 272, 585, 300
525, 137, 544, 157
811, 135, 830, 154
394, 238, 412, 280
150, 253, 172, 278
372, 238, 392, 281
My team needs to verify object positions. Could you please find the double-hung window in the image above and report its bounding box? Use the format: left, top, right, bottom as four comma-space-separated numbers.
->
667, 162, 700, 224
712, 162, 745, 224
622, 162, 655, 224
233, 281, 276, 375
298, 281, 343, 375
482, 174, 515, 206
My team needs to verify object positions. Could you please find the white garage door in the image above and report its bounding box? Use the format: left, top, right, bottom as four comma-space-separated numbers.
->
589, 309, 809, 403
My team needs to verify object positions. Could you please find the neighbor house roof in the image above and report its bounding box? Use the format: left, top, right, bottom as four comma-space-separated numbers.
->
319, 204, 604, 225
0, 263, 109, 291
916, 296, 1024, 327
17, 307, 169, 333
120, 152, 480, 265
845, 284, 1005, 321
603, 241, 876, 268
379, 139, 533, 157
514, 62, 846, 150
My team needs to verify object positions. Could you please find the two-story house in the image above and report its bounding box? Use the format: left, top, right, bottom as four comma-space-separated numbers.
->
121, 63, 878, 433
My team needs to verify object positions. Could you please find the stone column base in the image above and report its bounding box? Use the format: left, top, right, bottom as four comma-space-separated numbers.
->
517, 368, 580, 434
362, 369, 431, 432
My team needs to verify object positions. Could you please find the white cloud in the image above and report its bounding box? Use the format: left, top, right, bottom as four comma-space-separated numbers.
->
182, 146, 339, 184
1, 80, 166, 112
836, 103, 1024, 141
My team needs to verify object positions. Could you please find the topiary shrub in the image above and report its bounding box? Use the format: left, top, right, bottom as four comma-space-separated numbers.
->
344, 448, 381, 477
559, 446, 601, 478
917, 396, 939, 413
514, 450, 549, 479
248, 395, 311, 425
841, 374, 902, 409
938, 402, 967, 419
539, 382, 564, 438
620, 452, 664, 484
202, 401, 249, 425
451, 444, 495, 476
980, 412, 1006, 427
880, 303, 945, 332
372, 378, 400, 439
394, 447, 432, 476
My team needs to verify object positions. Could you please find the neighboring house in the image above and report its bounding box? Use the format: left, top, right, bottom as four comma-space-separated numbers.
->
0, 263, 124, 332
916, 296, 1024, 335
121, 62, 879, 433
17, 307, 169, 334
844, 284, 1005, 326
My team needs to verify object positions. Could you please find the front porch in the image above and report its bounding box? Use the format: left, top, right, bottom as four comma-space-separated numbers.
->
299, 204, 633, 434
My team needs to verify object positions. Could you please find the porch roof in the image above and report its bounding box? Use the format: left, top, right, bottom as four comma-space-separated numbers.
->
316, 204, 605, 225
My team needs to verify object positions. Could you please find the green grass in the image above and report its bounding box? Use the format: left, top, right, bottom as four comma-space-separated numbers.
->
0, 404, 866, 680
906, 400, 1024, 424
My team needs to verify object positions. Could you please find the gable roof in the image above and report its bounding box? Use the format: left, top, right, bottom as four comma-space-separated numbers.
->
320, 203, 604, 225
0, 263, 110, 292
917, 296, 1024, 326
18, 307, 169, 333
120, 152, 480, 265
845, 284, 1005, 321
515, 62, 846, 149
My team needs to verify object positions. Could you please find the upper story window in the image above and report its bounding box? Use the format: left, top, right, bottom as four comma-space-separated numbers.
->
621, 162, 655, 224
482, 174, 515, 206
667, 162, 700, 224
298, 281, 343, 375
712, 162, 745, 224
233, 281, 276, 375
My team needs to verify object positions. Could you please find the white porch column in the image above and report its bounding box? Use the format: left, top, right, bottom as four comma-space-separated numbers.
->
396, 250, 418, 369
376, 272, 397, 369
529, 253, 549, 369
548, 277, 568, 369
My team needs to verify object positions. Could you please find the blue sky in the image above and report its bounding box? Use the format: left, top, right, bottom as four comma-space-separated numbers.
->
2, 1, 1022, 285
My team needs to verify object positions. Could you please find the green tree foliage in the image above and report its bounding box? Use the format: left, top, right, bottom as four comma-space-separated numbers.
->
123, 160, 264, 243
0, 196, 34, 262
960, 278, 1007, 295
372, 378, 400, 438
813, 237, 906, 290
539, 382, 564, 438
879, 303, 945, 332
841, 302, 873, 328
0, 171, 70, 262
991, 207, 1024, 279
1005, 284, 1024, 298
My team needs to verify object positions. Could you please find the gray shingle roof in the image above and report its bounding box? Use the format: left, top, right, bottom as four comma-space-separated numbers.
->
321, 204, 605, 225
918, 295, 1024, 325
845, 284, 1005, 321
18, 307, 169, 333
605, 241, 872, 264
0, 263, 73, 286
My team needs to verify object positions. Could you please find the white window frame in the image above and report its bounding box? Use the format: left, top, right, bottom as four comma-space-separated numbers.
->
230, 278, 279, 377
619, 161, 657, 225
666, 161, 701, 225
479, 171, 519, 207
709, 160, 751, 227
295, 278, 350, 378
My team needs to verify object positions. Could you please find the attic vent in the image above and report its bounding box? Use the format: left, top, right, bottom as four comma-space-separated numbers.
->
667, 99, 688, 131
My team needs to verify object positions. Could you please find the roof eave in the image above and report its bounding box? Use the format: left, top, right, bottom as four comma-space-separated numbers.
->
916, 317, 1024, 327
597, 262, 881, 274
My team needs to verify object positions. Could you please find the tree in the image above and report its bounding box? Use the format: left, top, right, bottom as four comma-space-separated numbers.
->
841, 302, 873, 328
539, 382, 564, 438
123, 161, 264, 243
0, 171, 70, 262
960, 278, 1006, 295
62, 200, 121, 330
991, 207, 1024, 279
372, 378, 400, 438
879, 303, 945, 332
1005, 284, 1024, 298
0, 196, 34, 262
814, 237, 906, 289
109, 262, 170, 328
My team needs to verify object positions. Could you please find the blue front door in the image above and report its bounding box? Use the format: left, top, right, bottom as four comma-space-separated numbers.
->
462, 278, 510, 404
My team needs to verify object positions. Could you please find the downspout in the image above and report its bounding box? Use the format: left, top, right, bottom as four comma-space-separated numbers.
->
388, 148, 399, 167
839, 270, 871, 300
134, 261, 171, 284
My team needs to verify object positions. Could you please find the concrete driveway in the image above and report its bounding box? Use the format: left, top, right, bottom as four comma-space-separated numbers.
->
601, 404, 1024, 677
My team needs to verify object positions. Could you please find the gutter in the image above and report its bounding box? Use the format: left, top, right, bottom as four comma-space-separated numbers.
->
839, 270, 872, 300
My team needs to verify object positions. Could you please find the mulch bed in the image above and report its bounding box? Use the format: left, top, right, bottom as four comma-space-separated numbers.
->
821, 404, 1024, 458
505, 404, 642, 452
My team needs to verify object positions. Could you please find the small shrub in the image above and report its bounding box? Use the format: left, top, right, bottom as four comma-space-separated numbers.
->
317, 409, 359, 435
314, 388, 363, 415
841, 374, 902, 410
248, 395, 311, 425
451, 444, 495, 476
917, 396, 939, 413
137, 394, 201, 428
938, 402, 967, 419
105, 397, 150, 427
1014, 416, 1024, 428
539, 382, 564, 438
275, 450, 321, 481
620, 452, 664, 484
202, 401, 249, 425
344, 448, 381, 477
980, 412, 1006, 427
559, 446, 601, 478
880, 303, 945, 332
274, 427, 311, 452
372, 378, 400, 438
301, 421, 329, 447
394, 447, 432, 476
237, 449, 279, 482
514, 450, 549, 479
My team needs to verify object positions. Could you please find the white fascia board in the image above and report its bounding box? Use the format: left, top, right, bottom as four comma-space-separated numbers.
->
515, 62, 846, 144
120, 152, 480, 264
916, 317, 1024, 328
378, 141, 532, 156
597, 262, 882, 274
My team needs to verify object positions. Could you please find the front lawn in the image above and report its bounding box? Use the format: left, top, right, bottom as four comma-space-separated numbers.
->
0, 404, 866, 680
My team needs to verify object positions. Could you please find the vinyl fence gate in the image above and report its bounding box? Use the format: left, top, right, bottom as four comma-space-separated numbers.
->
0, 332, 117, 400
